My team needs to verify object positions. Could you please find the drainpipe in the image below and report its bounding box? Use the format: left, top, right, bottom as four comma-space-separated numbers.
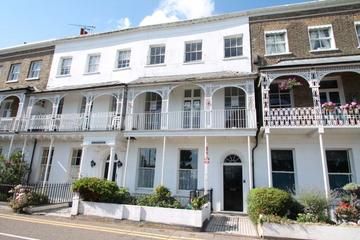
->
251, 125, 260, 189
27, 138, 37, 184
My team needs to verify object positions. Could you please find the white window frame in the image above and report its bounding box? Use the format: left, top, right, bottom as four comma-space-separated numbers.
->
223, 34, 244, 59
326, 149, 353, 190
271, 149, 297, 194
115, 49, 131, 70
177, 148, 198, 192
308, 24, 337, 52
264, 30, 290, 56
136, 148, 157, 190
319, 76, 345, 105
58, 57, 72, 76
354, 21, 360, 48
184, 40, 203, 63
27, 60, 42, 80
85, 53, 101, 74
7, 63, 21, 82
147, 45, 166, 65
269, 81, 294, 108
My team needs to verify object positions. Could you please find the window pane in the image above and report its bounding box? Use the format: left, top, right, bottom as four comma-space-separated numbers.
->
329, 174, 352, 190
329, 92, 340, 105
180, 150, 198, 169
326, 150, 350, 173
271, 150, 294, 171
320, 92, 327, 104
320, 80, 338, 89
137, 148, 156, 188
273, 172, 295, 194
185, 42, 202, 62
266, 32, 286, 54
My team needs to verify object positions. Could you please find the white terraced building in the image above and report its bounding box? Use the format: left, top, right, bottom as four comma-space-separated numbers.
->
0, 0, 359, 213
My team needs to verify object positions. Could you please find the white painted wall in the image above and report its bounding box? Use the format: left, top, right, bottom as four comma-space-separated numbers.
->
255, 132, 360, 194
47, 17, 251, 89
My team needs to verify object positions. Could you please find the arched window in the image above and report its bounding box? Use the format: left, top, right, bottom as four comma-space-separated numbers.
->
224, 154, 241, 164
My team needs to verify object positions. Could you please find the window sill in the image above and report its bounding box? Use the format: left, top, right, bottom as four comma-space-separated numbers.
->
264, 52, 293, 57
83, 72, 100, 76
56, 74, 71, 78
183, 61, 204, 65
6, 80, 18, 83
309, 48, 339, 53
25, 77, 40, 81
113, 67, 131, 72
223, 56, 248, 61
145, 63, 166, 68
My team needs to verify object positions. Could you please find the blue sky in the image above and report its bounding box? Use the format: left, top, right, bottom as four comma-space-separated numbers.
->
0, 0, 313, 48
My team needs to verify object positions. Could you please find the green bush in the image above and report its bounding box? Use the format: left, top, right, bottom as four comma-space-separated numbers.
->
28, 192, 49, 206
297, 191, 329, 222
72, 177, 119, 202
191, 197, 207, 210
136, 186, 181, 208
0, 152, 29, 184
247, 187, 293, 223
112, 188, 135, 204
259, 214, 290, 224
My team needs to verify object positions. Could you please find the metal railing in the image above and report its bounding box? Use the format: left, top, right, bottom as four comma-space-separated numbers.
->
126, 108, 254, 130
0, 183, 74, 204
0, 117, 16, 132
267, 107, 360, 128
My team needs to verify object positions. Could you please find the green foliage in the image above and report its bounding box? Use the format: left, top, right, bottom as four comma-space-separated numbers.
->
28, 192, 49, 206
247, 187, 293, 223
136, 186, 181, 208
297, 191, 329, 222
0, 152, 29, 184
191, 197, 206, 210
259, 214, 290, 224
72, 177, 119, 202
0, 192, 8, 201
288, 198, 304, 220
72, 177, 133, 204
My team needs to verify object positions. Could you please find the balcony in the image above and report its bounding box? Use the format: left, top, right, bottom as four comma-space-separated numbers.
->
268, 107, 360, 128
0, 117, 17, 132
126, 108, 256, 131
20, 112, 121, 132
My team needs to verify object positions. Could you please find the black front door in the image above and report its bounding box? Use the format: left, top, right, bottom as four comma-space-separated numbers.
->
223, 165, 243, 211
103, 162, 117, 181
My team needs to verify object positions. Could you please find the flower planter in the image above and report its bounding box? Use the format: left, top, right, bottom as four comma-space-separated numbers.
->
72, 197, 210, 228
258, 222, 360, 240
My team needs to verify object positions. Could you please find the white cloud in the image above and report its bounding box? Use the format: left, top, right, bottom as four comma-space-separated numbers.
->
139, 0, 215, 26
117, 17, 131, 29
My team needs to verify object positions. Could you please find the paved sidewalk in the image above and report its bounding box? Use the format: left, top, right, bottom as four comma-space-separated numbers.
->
206, 213, 259, 237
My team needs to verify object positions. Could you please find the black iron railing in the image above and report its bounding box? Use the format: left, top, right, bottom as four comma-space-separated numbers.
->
0, 183, 74, 204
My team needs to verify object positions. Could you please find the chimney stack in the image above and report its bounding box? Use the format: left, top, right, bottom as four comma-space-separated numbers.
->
80, 28, 88, 35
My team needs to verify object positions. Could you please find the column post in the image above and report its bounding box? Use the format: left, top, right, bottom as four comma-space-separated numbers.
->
22, 136, 28, 160
82, 95, 94, 130
204, 136, 209, 194
160, 136, 166, 185
7, 135, 15, 159
42, 137, 54, 189
122, 138, 131, 187
161, 88, 169, 130
318, 127, 330, 198
24, 97, 35, 131
107, 145, 115, 181
50, 96, 61, 131
14, 95, 25, 131
265, 128, 272, 187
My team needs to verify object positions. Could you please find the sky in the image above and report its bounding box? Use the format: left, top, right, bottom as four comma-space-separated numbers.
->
0, 0, 315, 49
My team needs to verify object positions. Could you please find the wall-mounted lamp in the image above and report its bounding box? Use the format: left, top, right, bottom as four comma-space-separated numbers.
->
90, 160, 96, 168
117, 161, 123, 168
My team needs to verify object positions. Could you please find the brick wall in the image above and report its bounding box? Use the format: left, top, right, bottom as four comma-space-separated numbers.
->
250, 5, 360, 69
0, 46, 54, 91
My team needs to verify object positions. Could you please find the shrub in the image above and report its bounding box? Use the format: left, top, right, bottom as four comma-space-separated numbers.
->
259, 214, 290, 224
247, 188, 293, 223
0, 152, 29, 184
136, 186, 181, 208
72, 177, 119, 202
28, 192, 49, 206
297, 191, 329, 222
112, 188, 135, 204
191, 197, 206, 210
297, 213, 320, 223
